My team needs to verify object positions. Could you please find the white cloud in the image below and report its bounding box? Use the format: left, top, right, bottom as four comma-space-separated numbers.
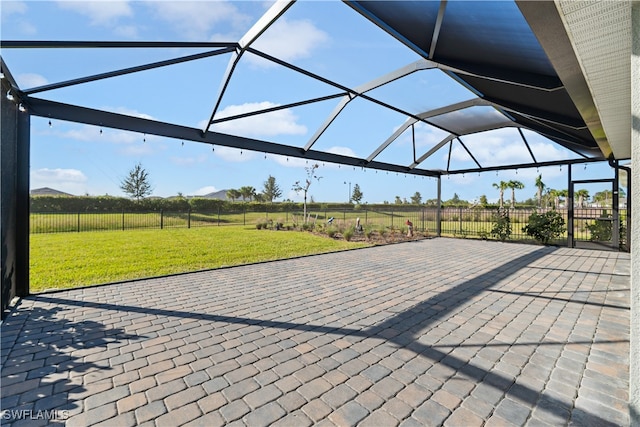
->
1, 1, 27, 20
213, 146, 256, 163
16, 73, 48, 89
449, 128, 569, 166
327, 146, 357, 157
271, 154, 307, 168
209, 102, 307, 137
192, 186, 218, 196
147, 1, 248, 40
248, 18, 329, 67
56, 1, 133, 26
59, 124, 139, 144
106, 106, 155, 121
269, 147, 356, 169
113, 24, 138, 38
31, 168, 88, 195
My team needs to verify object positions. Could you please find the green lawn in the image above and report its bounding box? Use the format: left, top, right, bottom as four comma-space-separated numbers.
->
30, 226, 370, 292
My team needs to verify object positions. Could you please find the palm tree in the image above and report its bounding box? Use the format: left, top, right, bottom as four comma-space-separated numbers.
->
546, 189, 560, 209
575, 189, 590, 208
535, 175, 545, 208
226, 189, 240, 202
239, 186, 256, 202
507, 180, 525, 208
492, 181, 509, 208
558, 189, 568, 208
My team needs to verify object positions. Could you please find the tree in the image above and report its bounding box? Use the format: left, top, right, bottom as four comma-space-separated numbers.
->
239, 186, 256, 201
575, 189, 590, 208
410, 191, 422, 204
492, 181, 508, 209
351, 184, 363, 204
593, 189, 613, 207
478, 195, 488, 207
507, 180, 525, 208
226, 189, 241, 202
546, 189, 560, 209
262, 175, 282, 202
120, 162, 152, 201
394, 196, 403, 204
292, 164, 321, 222
535, 174, 545, 208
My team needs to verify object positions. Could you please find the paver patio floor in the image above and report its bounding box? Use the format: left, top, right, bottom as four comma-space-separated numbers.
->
1, 239, 630, 426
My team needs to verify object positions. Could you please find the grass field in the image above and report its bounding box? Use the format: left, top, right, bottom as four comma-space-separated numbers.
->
30, 226, 370, 293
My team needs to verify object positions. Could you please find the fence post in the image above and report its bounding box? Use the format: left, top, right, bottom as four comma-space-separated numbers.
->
217, 207, 220, 226
188, 209, 191, 229
343, 209, 346, 222
459, 207, 462, 234
122, 210, 125, 231
77, 212, 80, 232
365, 208, 368, 224
391, 209, 394, 228
160, 210, 164, 229
421, 208, 425, 232
243, 206, 246, 226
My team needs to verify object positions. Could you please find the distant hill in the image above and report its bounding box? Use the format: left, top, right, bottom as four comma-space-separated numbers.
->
31, 187, 73, 197
189, 189, 229, 200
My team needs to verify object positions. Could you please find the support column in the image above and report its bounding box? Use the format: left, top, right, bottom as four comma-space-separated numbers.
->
436, 175, 442, 237
567, 164, 573, 248
1, 79, 30, 319
630, 2, 640, 424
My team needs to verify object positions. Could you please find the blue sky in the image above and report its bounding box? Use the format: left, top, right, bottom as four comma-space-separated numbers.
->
1, 0, 619, 204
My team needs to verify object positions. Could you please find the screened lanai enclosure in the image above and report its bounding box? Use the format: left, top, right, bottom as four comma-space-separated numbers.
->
2, 1, 633, 302
1, 1, 639, 424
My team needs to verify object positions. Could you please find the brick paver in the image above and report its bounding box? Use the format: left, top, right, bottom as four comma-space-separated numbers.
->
0, 239, 630, 426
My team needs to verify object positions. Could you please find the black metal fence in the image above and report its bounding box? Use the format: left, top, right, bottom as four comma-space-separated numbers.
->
30, 206, 627, 250
30, 207, 434, 234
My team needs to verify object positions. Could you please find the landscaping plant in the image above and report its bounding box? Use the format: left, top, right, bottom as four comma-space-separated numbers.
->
522, 210, 566, 244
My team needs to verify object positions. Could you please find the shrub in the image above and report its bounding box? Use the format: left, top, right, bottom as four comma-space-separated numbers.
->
343, 227, 354, 241
490, 209, 511, 242
365, 226, 374, 239
586, 211, 612, 241
326, 226, 338, 238
522, 210, 566, 244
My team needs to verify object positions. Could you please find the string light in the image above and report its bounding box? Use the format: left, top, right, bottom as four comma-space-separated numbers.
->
212, 145, 215, 152
48, 120, 52, 128
100, 128, 103, 135
143, 133, 146, 143
181, 141, 184, 146
18, 103, 26, 112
